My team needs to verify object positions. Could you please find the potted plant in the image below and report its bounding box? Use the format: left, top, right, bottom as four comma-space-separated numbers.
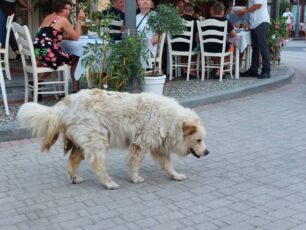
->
81, 9, 147, 91
143, 3, 185, 94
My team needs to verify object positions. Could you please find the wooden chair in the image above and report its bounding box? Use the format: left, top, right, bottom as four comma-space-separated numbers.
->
0, 14, 14, 80
11, 22, 69, 103
167, 20, 200, 81
197, 19, 233, 81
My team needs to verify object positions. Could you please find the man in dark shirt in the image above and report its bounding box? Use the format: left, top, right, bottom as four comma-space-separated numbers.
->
205, 1, 236, 53
172, 3, 199, 51
102, 0, 125, 40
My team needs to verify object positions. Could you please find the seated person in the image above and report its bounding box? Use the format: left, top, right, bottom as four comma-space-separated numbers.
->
172, 3, 200, 78
226, 0, 250, 28
227, 10, 250, 29
136, 0, 158, 69
176, 0, 185, 16
33, 0, 86, 92
172, 3, 199, 52
206, 1, 237, 76
102, 0, 125, 40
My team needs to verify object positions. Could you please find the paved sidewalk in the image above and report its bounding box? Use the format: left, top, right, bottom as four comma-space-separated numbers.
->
0, 40, 306, 230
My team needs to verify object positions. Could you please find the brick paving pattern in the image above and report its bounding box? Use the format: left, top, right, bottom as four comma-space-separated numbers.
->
0, 41, 306, 229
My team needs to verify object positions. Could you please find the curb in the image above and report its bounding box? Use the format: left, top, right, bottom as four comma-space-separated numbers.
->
0, 123, 32, 142
178, 67, 294, 108
0, 67, 295, 142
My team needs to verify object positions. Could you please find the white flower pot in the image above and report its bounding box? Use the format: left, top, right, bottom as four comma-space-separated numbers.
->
142, 75, 166, 95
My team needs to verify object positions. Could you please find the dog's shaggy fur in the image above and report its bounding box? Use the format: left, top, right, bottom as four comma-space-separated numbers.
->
18, 89, 209, 189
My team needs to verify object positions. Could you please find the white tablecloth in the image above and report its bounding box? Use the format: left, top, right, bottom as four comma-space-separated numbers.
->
60, 36, 102, 80
233, 30, 251, 53
228, 30, 252, 78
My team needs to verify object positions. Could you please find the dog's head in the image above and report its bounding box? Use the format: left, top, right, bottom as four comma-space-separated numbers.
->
182, 120, 209, 158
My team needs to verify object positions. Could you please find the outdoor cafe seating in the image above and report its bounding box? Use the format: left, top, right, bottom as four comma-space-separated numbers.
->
11, 22, 69, 103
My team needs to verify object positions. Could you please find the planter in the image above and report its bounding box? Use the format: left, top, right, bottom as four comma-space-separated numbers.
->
142, 74, 166, 95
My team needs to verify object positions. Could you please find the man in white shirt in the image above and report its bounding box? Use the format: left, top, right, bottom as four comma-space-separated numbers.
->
236, 0, 271, 79
282, 8, 293, 39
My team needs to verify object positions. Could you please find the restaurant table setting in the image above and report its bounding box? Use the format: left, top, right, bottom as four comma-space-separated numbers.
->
60, 35, 103, 80
228, 29, 252, 78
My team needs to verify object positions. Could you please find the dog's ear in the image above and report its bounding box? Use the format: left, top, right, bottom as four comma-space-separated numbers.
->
182, 121, 197, 137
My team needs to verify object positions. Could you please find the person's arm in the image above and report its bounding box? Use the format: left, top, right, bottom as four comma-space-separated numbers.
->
229, 29, 237, 37
61, 18, 82, 40
236, 4, 262, 17
61, 9, 86, 40
228, 21, 237, 37
150, 34, 159, 45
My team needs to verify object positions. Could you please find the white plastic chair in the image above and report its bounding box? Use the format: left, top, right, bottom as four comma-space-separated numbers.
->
11, 22, 69, 103
148, 33, 166, 74
0, 64, 9, 115
197, 19, 233, 81
0, 14, 14, 80
167, 20, 200, 81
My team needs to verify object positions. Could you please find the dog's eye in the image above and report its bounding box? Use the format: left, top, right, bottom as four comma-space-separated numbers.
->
196, 139, 202, 143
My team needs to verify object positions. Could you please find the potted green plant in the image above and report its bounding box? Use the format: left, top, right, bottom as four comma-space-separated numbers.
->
143, 3, 185, 94
81, 8, 147, 91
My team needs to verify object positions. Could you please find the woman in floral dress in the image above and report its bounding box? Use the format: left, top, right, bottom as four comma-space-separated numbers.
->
33, 0, 85, 92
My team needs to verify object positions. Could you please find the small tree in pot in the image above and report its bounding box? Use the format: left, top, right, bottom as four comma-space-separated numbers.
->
147, 3, 186, 76
140, 3, 185, 94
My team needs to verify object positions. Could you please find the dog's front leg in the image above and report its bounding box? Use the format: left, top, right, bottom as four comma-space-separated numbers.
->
128, 144, 146, 183
151, 151, 187, 181
91, 156, 119, 190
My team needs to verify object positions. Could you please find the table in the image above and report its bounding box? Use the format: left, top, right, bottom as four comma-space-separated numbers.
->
228, 30, 252, 79
60, 36, 103, 80
0, 64, 9, 115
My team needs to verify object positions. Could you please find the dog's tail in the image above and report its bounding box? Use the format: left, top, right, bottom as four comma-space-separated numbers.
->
18, 102, 61, 151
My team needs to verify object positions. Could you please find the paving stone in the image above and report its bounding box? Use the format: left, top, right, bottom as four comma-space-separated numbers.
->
0, 40, 306, 230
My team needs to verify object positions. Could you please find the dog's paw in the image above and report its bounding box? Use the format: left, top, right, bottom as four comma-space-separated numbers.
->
71, 176, 84, 184
172, 173, 187, 181
131, 176, 144, 184
105, 180, 119, 190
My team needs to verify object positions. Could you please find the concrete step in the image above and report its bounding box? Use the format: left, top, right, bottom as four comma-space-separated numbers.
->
1, 62, 25, 102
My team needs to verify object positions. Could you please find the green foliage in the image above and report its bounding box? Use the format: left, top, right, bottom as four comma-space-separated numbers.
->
147, 4, 185, 37
81, 6, 147, 91
105, 34, 147, 90
147, 4, 185, 75
269, 17, 287, 61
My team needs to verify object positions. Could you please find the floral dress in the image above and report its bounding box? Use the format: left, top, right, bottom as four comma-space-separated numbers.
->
33, 15, 71, 69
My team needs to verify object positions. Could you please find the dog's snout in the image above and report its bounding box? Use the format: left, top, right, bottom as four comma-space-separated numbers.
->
204, 149, 209, 156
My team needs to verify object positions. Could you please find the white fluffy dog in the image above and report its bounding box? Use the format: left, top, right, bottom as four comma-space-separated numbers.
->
18, 89, 209, 189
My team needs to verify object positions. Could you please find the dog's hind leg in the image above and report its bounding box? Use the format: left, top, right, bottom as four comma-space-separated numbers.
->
67, 147, 84, 184
66, 126, 119, 189
128, 144, 146, 183
91, 154, 119, 190
151, 150, 187, 181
